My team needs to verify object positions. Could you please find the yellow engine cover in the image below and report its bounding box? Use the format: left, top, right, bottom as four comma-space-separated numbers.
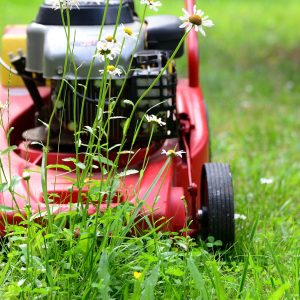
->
1, 25, 27, 87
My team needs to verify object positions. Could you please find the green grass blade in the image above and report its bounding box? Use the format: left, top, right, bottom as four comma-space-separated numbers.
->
187, 257, 208, 300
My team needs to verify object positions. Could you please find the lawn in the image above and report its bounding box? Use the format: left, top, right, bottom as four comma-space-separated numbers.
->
0, 0, 300, 298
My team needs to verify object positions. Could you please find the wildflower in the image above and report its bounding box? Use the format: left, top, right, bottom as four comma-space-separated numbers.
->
76, 138, 82, 147
179, 5, 214, 36
234, 213, 247, 220
100, 65, 122, 77
133, 271, 142, 279
95, 39, 120, 62
120, 24, 137, 39
161, 149, 186, 158
105, 35, 117, 43
22, 171, 31, 181
260, 178, 274, 185
145, 114, 166, 126
140, 0, 162, 11
50, 0, 79, 10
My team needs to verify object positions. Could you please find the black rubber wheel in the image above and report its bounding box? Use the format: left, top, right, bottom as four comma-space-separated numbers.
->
200, 163, 235, 247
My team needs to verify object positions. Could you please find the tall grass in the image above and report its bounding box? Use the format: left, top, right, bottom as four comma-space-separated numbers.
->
0, 0, 300, 299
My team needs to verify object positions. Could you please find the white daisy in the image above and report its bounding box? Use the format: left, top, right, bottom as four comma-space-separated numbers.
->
145, 114, 166, 126
234, 213, 247, 220
140, 0, 162, 11
120, 24, 137, 39
179, 5, 214, 36
51, 0, 79, 10
22, 171, 31, 181
260, 178, 274, 185
161, 149, 186, 158
100, 65, 123, 77
95, 39, 120, 62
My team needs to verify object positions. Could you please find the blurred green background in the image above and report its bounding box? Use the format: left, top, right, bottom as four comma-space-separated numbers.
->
0, 0, 300, 295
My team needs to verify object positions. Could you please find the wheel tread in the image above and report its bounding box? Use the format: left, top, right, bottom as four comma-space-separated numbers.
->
201, 162, 235, 247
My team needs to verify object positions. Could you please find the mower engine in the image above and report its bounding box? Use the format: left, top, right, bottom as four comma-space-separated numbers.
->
16, 0, 185, 149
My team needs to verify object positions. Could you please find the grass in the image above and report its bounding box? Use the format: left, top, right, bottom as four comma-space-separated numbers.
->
1, 0, 300, 298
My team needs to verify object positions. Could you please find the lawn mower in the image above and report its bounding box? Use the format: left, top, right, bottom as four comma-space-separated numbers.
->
0, 0, 235, 246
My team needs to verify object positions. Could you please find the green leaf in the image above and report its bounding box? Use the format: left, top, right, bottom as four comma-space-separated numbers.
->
268, 283, 291, 300
117, 169, 139, 177
187, 257, 208, 300
47, 164, 72, 172
211, 261, 225, 299
123, 118, 130, 135
62, 157, 76, 163
139, 253, 158, 264
30, 205, 60, 221
0, 145, 17, 156
214, 240, 223, 246
62, 157, 85, 169
207, 236, 215, 243
92, 155, 115, 167
75, 162, 86, 170
84, 126, 95, 134
123, 99, 134, 106
142, 265, 160, 300
165, 267, 184, 277
238, 254, 250, 296
30, 210, 49, 221
0, 252, 13, 286
93, 250, 111, 298
38, 119, 49, 128
44, 234, 56, 240
143, 159, 170, 200
0, 182, 9, 192
108, 144, 121, 151
176, 242, 188, 251
105, 179, 120, 202
11, 176, 21, 188
0, 205, 14, 212
54, 210, 78, 220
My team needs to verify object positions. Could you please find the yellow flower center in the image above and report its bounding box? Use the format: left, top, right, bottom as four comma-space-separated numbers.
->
167, 149, 176, 157
188, 14, 202, 26
124, 26, 133, 36
107, 65, 116, 72
105, 35, 115, 42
